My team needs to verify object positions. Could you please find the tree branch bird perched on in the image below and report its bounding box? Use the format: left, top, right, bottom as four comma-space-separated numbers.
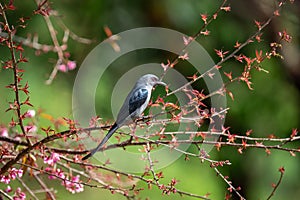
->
82, 74, 166, 160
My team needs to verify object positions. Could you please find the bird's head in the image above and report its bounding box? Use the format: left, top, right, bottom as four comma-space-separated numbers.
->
137, 74, 166, 87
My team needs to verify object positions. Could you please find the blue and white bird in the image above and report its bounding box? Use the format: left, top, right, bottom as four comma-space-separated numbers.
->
82, 74, 166, 160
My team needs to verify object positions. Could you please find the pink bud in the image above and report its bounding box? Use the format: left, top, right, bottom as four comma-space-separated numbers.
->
0, 126, 8, 137
5, 185, 12, 193
24, 109, 35, 118
57, 64, 68, 72
67, 61, 76, 70
64, 52, 71, 58
25, 125, 37, 133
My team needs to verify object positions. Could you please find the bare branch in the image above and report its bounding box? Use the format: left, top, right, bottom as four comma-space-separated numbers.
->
0, 189, 13, 200
33, 172, 56, 200
0, 3, 31, 145
17, 177, 39, 200
214, 167, 245, 200
266, 167, 285, 200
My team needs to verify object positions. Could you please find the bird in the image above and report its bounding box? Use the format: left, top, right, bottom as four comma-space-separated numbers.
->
82, 74, 166, 160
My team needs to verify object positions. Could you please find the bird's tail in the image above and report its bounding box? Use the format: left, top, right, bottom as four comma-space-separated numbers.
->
82, 123, 119, 160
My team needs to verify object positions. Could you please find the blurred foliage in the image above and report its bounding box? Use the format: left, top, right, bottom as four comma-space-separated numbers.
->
0, 0, 299, 199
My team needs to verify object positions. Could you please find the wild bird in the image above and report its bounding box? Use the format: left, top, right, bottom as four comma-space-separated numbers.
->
82, 74, 166, 160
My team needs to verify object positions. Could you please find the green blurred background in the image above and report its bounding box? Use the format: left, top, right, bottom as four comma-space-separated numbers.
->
1, 0, 299, 199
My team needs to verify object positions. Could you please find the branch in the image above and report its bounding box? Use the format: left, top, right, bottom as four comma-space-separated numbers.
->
0, 3, 31, 145
19, 161, 138, 198
41, 10, 65, 85
160, 0, 229, 80
0, 189, 13, 200
266, 167, 285, 200
17, 177, 39, 200
0, 31, 64, 52
0, 124, 111, 174
60, 156, 211, 200
167, 5, 276, 97
214, 167, 245, 200
145, 142, 159, 184
33, 172, 56, 200
0, 129, 76, 175
0, 136, 28, 146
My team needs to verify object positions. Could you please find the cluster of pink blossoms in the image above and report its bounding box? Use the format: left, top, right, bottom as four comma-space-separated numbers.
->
43, 152, 84, 194
63, 175, 84, 194
13, 187, 26, 200
23, 109, 37, 134
57, 60, 76, 72
0, 168, 26, 199
4, 186, 26, 200
0, 168, 23, 184
44, 152, 61, 165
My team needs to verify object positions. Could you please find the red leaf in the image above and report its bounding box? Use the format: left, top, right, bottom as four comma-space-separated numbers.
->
183, 36, 193, 46
255, 50, 263, 63
255, 33, 263, 42
104, 25, 113, 37
278, 167, 285, 173
254, 20, 262, 30
16, 44, 24, 52
179, 52, 189, 60
200, 14, 208, 24
221, 6, 231, 12
7, 0, 16, 10
234, 41, 241, 48
200, 29, 210, 36
290, 128, 298, 138
215, 49, 229, 60
224, 71, 232, 80
245, 129, 253, 136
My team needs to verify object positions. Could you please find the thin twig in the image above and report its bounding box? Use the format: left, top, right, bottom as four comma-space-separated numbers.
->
145, 142, 159, 184
33, 172, 56, 200
0, 31, 64, 52
55, 17, 94, 44
34, 0, 65, 85
166, 6, 276, 97
0, 3, 31, 145
0, 189, 13, 200
17, 177, 39, 200
0, 129, 76, 175
60, 156, 210, 200
18, 162, 137, 198
266, 168, 285, 200
160, 0, 228, 81
214, 167, 245, 200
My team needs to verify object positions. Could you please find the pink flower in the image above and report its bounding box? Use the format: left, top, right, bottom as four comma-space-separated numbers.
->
10, 168, 23, 179
57, 61, 76, 72
57, 64, 68, 72
44, 153, 60, 166
5, 185, 12, 193
24, 125, 37, 133
56, 168, 66, 179
24, 110, 36, 118
0, 126, 8, 137
0, 175, 10, 184
45, 167, 65, 180
63, 175, 84, 194
64, 52, 71, 58
13, 187, 26, 200
0, 168, 23, 184
67, 61, 76, 70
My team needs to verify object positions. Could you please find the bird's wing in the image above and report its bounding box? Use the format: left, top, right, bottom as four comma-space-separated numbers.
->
129, 88, 148, 114
116, 87, 149, 124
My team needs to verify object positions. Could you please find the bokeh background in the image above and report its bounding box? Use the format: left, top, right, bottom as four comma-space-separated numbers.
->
0, 0, 299, 199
